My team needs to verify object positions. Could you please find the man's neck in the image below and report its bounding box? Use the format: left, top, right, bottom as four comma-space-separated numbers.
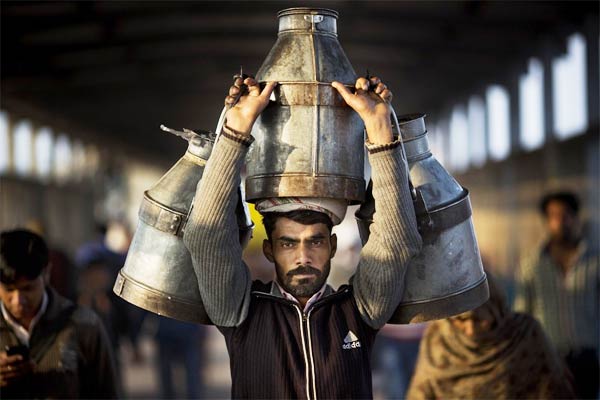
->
12, 306, 37, 331
274, 281, 326, 312
1, 291, 47, 331
548, 236, 581, 274
296, 296, 309, 309
549, 235, 579, 249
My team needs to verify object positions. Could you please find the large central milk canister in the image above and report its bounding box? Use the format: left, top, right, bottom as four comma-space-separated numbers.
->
245, 8, 365, 203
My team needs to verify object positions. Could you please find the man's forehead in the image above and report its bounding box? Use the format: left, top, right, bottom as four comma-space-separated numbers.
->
273, 218, 330, 237
547, 200, 575, 215
0, 275, 42, 290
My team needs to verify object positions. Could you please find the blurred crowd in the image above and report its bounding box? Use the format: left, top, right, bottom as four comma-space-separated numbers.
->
71, 221, 208, 399
1, 189, 598, 399
1, 220, 207, 399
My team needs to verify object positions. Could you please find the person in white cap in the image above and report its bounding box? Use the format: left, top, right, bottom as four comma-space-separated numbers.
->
183, 75, 422, 399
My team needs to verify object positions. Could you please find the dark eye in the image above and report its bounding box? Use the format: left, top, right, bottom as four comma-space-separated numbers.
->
452, 316, 469, 323
311, 239, 324, 246
281, 242, 294, 248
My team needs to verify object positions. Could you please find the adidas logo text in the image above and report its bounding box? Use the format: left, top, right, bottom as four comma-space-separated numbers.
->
342, 330, 361, 350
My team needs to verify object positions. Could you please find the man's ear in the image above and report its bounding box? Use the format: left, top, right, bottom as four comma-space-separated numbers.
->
263, 239, 274, 263
330, 233, 337, 259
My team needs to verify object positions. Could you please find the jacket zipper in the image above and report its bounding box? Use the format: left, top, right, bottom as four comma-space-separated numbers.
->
294, 305, 317, 400
305, 308, 317, 399
253, 287, 352, 399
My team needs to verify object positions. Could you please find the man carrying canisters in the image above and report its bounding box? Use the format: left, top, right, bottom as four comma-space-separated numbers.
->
183, 74, 422, 398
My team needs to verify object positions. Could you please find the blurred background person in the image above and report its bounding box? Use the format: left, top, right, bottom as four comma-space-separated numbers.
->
407, 275, 574, 399
514, 191, 599, 399
76, 220, 146, 392
25, 219, 78, 301
372, 323, 427, 400
154, 316, 206, 399
0, 229, 118, 398
0, 2, 597, 398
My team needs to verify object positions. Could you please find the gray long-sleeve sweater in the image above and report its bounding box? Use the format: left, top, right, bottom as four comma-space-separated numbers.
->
183, 130, 422, 329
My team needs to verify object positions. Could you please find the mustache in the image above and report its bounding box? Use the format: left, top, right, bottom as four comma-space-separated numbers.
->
287, 265, 321, 277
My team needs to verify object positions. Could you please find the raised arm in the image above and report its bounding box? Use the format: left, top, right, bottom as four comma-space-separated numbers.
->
333, 77, 422, 329
183, 77, 276, 327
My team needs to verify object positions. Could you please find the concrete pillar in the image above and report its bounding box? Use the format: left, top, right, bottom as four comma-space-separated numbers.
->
6, 113, 14, 174
508, 67, 522, 154
584, 17, 599, 237
540, 39, 560, 182
584, 16, 599, 128
541, 40, 556, 145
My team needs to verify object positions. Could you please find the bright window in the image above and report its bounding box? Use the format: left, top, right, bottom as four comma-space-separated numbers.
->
520, 58, 545, 150
13, 120, 33, 176
553, 33, 588, 139
468, 96, 486, 167
450, 105, 469, 172
71, 140, 86, 180
427, 122, 440, 165
0, 111, 9, 173
84, 144, 100, 177
54, 134, 72, 180
430, 119, 449, 168
487, 85, 511, 161
35, 127, 54, 178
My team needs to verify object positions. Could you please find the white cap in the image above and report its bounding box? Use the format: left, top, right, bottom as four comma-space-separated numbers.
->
255, 197, 348, 225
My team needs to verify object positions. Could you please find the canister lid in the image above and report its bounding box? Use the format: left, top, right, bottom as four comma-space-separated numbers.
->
277, 7, 338, 35
277, 8, 338, 18
398, 113, 427, 139
187, 132, 214, 160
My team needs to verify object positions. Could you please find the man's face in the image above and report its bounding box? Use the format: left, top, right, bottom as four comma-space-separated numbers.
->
0, 275, 45, 323
449, 306, 494, 338
263, 218, 337, 299
545, 200, 578, 241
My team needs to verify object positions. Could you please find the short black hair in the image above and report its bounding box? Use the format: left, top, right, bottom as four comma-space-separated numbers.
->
0, 229, 49, 285
539, 191, 580, 216
262, 210, 333, 241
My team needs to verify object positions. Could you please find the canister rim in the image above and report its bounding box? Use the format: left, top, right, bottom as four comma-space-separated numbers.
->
277, 7, 339, 18
397, 113, 427, 125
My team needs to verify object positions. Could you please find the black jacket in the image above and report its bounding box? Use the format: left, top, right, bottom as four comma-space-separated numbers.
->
218, 281, 379, 399
0, 288, 118, 399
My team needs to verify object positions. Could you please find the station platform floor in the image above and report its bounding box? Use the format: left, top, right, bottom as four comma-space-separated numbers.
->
120, 326, 230, 399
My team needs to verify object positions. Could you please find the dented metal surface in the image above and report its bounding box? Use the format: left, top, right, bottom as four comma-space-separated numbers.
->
113, 129, 252, 324
246, 7, 365, 203
356, 114, 489, 324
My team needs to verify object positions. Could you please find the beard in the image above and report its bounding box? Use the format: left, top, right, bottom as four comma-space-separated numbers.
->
550, 226, 579, 245
276, 262, 331, 298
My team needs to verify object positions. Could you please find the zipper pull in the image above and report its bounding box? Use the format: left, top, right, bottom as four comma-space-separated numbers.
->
302, 313, 308, 322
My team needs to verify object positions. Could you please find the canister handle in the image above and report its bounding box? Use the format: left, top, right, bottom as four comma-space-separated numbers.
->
159, 125, 216, 149
160, 124, 198, 142
215, 68, 249, 141
303, 14, 324, 24
214, 106, 228, 142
